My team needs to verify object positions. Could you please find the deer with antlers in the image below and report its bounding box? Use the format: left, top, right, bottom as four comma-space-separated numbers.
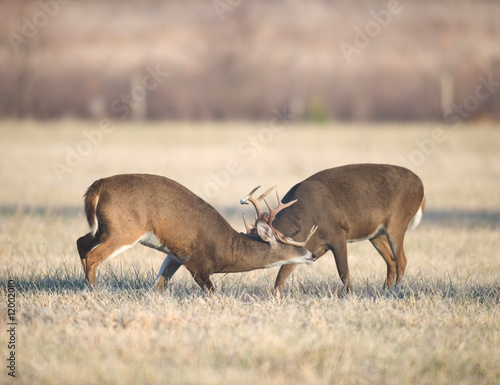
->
76, 174, 318, 291
242, 164, 425, 296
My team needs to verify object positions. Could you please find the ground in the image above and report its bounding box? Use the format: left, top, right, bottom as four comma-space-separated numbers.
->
0, 120, 499, 385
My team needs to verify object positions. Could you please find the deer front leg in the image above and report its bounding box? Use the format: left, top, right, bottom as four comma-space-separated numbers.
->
274, 264, 298, 299
398, 248, 408, 284
330, 239, 350, 292
190, 271, 215, 293
154, 254, 182, 291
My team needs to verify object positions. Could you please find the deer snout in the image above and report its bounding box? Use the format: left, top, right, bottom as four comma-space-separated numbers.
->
303, 250, 318, 263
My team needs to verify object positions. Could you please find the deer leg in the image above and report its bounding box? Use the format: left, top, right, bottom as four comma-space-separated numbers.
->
204, 278, 215, 292
77, 232, 99, 273
385, 224, 409, 285
330, 240, 350, 292
190, 272, 215, 293
274, 264, 298, 298
370, 235, 397, 288
154, 254, 182, 291
399, 247, 408, 282
83, 234, 139, 286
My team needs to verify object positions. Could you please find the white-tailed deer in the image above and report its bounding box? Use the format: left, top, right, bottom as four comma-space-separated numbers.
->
242, 164, 425, 295
76, 174, 318, 291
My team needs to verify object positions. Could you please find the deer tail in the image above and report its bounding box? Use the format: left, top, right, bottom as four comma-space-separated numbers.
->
83, 180, 103, 236
410, 194, 426, 230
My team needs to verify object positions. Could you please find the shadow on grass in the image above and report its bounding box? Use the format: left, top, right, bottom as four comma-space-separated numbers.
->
1, 262, 155, 295
0, 271, 281, 303
423, 208, 500, 229
3, 264, 498, 306
0, 204, 82, 218
292, 274, 500, 304
1, 261, 273, 301
2, 264, 86, 293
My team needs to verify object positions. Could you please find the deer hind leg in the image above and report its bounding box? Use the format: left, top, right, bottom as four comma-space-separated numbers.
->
77, 232, 99, 273
370, 235, 397, 288
385, 222, 410, 286
154, 254, 182, 291
274, 264, 298, 298
82, 233, 140, 286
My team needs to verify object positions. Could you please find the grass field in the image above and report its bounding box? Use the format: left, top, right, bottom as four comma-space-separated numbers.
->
1, 120, 499, 385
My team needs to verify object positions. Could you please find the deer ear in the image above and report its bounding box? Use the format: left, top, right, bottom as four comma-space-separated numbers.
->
256, 221, 275, 243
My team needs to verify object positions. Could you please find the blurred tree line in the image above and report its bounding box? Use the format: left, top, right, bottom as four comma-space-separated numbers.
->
1, 0, 499, 122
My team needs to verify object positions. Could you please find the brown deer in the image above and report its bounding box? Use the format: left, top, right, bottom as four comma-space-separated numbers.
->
76, 174, 318, 291
242, 164, 425, 295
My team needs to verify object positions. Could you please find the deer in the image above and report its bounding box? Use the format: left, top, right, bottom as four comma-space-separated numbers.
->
241, 164, 425, 296
76, 174, 318, 292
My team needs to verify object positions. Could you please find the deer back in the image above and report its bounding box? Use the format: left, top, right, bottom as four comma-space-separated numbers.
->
273, 164, 424, 255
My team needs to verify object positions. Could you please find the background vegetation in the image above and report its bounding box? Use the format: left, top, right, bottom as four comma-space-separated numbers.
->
1, 0, 500, 121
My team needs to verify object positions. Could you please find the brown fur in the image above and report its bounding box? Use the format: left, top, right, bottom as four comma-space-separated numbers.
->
76, 174, 316, 291
271, 164, 425, 294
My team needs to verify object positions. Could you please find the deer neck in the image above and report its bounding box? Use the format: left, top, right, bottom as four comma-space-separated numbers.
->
221, 231, 281, 273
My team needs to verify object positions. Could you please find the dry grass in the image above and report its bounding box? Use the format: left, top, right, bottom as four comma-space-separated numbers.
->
1, 121, 500, 384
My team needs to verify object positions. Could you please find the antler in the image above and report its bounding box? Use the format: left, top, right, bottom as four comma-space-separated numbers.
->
242, 213, 253, 233
241, 186, 318, 247
240, 185, 276, 221
274, 224, 318, 247
263, 191, 297, 237
263, 191, 317, 247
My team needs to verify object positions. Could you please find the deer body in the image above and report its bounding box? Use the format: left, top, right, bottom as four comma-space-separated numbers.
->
76, 174, 317, 291
268, 164, 425, 294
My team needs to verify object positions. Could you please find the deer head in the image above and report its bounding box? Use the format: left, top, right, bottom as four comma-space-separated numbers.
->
240, 186, 318, 247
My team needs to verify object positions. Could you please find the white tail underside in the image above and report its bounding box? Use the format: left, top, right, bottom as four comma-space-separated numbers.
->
409, 202, 423, 230
89, 195, 99, 236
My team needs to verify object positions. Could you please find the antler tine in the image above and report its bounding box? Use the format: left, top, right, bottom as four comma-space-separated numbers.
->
240, 185, 277, 222
258, 185, 277, 201
303, 225, 319, 244
242, 213, 254, 233
247, 186, 319, 247
274, 224, 318, 247
262, 191, 319, 247
265, 198, 298, 231
240, 185, 262, 220
261, 192, 298, 241
240, 185, 261, 205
